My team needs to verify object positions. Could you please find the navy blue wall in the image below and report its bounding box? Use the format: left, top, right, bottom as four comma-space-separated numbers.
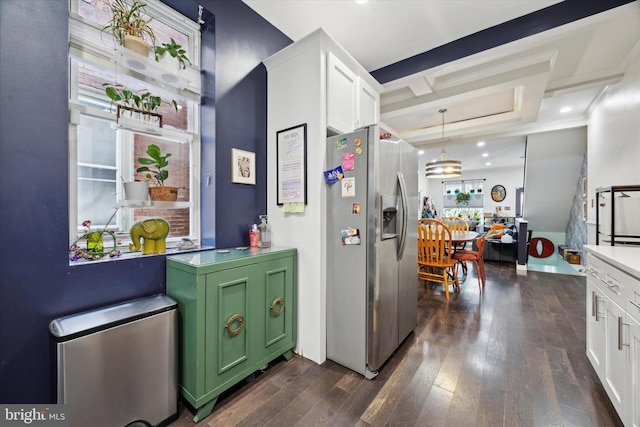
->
0, 0, 289, 403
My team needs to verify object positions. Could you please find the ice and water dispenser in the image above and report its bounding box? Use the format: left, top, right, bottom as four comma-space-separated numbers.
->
381, 194, 398, 240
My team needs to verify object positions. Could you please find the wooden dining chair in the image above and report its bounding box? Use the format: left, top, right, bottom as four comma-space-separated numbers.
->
417, 219, 460, 300
452, 234, 486, 290
442, 216, 470, 250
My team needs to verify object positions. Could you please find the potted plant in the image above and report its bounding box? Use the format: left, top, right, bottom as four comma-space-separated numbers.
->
103, 83, 178, 127
123, 179, 149, 201
136, 144, 178, 201
155, 38, 192, 70
455, 192, 471, 206
102, 0, 157, 57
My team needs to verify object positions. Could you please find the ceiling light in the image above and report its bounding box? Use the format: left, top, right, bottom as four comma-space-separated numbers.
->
477, 141, 485, 147
355, 0, 368, 3
560, 106, 572, 113
482, 153, 488, 157
418, 150, 424, 155
425, 108, 462, 178
485, 162, 491, 166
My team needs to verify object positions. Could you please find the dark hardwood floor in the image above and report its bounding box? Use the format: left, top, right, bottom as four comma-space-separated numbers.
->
169, 261, 623, 426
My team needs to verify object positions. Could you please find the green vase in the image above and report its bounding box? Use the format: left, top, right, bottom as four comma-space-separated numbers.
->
87, 232, 104, 253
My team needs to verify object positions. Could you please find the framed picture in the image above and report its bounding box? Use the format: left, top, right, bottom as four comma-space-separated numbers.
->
276, 123, 307, 205
231, 148, 255, 185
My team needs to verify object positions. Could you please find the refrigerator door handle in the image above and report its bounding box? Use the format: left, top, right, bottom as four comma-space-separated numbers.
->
397, 172, 408, 260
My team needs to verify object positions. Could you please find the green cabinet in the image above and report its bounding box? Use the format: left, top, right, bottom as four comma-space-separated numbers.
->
166, 247, 297, 422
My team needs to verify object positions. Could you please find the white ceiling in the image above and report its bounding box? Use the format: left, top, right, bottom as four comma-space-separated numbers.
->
242, 0, 640, 172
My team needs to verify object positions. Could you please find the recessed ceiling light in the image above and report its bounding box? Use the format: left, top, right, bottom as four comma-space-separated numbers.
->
418, 150, 424, 155
355, 0, 368, 3
560, 106, 572, 113
477, 141, 485, 147
485, 162, 491, 166
482, 153, 489, 157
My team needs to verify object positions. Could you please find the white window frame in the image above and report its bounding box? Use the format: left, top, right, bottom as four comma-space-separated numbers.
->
68, 0, 202, 262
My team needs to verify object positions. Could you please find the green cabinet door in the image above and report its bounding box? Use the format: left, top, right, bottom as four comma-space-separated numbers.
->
205, 265, 254, 394
255, 256, 296, 367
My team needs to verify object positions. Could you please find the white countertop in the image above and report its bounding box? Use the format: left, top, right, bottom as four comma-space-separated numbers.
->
584, 245, 640, 279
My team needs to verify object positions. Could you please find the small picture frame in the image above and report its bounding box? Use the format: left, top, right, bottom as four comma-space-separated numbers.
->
231, 148, 255, 185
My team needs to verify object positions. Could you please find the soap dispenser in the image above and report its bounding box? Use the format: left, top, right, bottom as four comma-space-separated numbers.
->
258, 215, 271, 248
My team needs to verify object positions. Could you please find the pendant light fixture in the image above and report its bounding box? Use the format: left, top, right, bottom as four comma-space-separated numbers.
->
425, 108, 462, 178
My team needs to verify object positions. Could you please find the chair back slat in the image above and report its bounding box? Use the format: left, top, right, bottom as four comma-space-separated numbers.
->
441, 216, 469, 232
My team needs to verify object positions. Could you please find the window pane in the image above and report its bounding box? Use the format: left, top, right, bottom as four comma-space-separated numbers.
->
78, 115, 116, 165
78, 179, 117, 228
78, 166, 117, 180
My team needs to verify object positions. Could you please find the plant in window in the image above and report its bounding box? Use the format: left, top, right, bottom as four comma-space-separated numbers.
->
103, 83, 178, 113
455, 192, 471, 206
155, 38, 192, 70
136, 144, 178, 201
102, 0, 157, 56
103, 83, 178, 127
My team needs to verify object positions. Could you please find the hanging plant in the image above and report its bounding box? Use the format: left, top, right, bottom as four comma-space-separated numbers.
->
456, 192, 471, 206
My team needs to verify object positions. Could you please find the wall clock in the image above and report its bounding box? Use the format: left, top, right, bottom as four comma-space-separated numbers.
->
491, 185, 506, 202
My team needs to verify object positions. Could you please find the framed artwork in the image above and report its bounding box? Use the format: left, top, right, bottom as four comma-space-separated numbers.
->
276, 123, 307, 205
231, 148, 255, 185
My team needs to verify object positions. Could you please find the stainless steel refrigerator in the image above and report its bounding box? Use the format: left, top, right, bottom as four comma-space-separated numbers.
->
326, 124, 418, 379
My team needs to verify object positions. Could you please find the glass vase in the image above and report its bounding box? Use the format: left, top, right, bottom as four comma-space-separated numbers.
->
87, 232, 104, 253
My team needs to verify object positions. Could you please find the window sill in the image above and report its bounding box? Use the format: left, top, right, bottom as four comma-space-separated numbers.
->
69, 245, 214, 266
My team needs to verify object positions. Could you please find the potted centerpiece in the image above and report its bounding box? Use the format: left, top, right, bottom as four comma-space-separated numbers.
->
136, 144, 178, 201
103, 0, 157, 57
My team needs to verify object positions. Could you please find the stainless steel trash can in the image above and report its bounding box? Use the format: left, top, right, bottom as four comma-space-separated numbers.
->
49, 294, 178, 427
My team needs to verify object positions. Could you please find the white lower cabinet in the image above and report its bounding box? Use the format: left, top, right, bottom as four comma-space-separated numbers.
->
628, 312, 640, 427
603, 294, 627, 418
585, 248, 640, 426
587, 280, 606, 376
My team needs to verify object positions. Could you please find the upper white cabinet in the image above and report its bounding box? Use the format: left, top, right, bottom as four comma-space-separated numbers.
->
327, 52, 379, 133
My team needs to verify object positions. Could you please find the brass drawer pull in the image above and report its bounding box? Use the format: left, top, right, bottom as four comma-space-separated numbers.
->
225, 314, 245, 336
271, 297, 285, 316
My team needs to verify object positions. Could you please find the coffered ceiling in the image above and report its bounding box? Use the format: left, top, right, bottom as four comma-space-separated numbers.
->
243, 0, 640, 171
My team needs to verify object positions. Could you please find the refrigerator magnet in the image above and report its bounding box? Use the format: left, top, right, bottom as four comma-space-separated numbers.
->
340, 228, 361, 245
354, 138, 361, 146
355, 147, 363, 155
335, 137, 348, 151
324, 166, 344, 184
352, 203, 361, 215
342, 152, 355, 171
341, 177, 355, 198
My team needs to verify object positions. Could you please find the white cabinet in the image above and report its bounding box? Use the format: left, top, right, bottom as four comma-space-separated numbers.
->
586, 279, 606, 376
327, 52, 379, 133
603, 292, 627, 418
628, 313, 640, 427
585, 247, 640, 426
